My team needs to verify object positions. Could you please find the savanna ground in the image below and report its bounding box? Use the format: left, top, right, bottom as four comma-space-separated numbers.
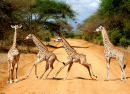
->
0, 38, 130, 94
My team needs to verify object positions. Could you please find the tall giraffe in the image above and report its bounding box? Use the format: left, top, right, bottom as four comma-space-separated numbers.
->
24, 34, 65, 79
95, 26, 126, 82
53, 37, 97, 80
7, 24, 22, 84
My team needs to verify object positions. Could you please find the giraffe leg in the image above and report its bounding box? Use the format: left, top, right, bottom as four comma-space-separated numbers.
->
80, 58, 97, 79
44, 59, 55, 79
39, 62, 49, 79
15, 67, 18, 82
82, 64, 94, 79
10, 69, 14, 84
27, 63, 35, 77
35, 65, 38, 78
53, 61, 71, 78
119, 64, 123, 81
44, 67, 53, 79
64, 62, 73, 80
119, 60, 126, 82
87, 64, 97, 78
105, 57, 111, 81
15, 56, 19, 83
27, 58, 45, 78
35, 58, 45, 78
8, 70, 10, 83
7, 61, 11, 83
123, 69, 126, 83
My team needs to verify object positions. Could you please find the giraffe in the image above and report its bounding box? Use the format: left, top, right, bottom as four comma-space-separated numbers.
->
95, 26, 126, 82
24, 34, 65, 79
7, 24, 22, 84
53, 37, 97, 80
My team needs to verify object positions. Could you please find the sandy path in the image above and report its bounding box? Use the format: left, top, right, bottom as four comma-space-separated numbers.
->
0, 39, 130, 94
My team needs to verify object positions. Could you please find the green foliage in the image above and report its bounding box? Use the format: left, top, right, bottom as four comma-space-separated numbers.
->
93, 33, 103, 45
120, 36, 130, 47
0, 0, 76, 48
65, 33, 77, 38
30, 0, 76, 33
44, 36, 51, 42
76, 0, 130, 47
110, 28, 122, 45
98, 0, 129, 16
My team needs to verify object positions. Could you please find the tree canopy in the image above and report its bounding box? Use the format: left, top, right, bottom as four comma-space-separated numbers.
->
0, 0, 76, 32
0, 0, 76, 47
76, 0, 130, 47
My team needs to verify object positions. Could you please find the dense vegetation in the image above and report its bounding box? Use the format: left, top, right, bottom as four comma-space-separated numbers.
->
0, 0, 76, 47
76, 0, 130, 47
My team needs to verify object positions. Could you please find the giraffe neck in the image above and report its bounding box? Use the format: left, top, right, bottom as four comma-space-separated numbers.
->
101, 27, 113, 49
13, 29, 18, 47
61, 37, 76, 55
32, 34, 48, 51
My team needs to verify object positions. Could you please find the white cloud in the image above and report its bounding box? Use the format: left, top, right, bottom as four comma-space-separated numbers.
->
64, 0, 101, 29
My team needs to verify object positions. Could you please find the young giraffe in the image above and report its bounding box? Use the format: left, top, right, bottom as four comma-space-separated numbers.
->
24, 34, 65, 79
95, 26, 126, 82
53, 37, 97, 80
7, 24, 22, 84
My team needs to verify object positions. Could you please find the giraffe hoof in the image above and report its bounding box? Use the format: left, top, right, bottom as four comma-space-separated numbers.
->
94, 75, 97, 78
44, 77, 47, 79
35, 75, 38, 78
15, 79, 18, 83
39, 77, 42, 79
53, 75, 56, 78
27, 74, 29, 77
105, 79, 109, 81
10, 81, 13, 84
63, 78, 67, 80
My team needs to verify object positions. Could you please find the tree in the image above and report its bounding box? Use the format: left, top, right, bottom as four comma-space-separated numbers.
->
29, 0, 76, 34
75, 0, 130, 47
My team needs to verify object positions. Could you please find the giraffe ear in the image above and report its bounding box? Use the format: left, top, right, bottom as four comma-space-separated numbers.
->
18, 25, 22, 28
101, 26, 103, 29
11, 25, 15, 28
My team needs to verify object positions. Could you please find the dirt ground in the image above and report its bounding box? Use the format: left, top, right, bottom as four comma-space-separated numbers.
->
0, 38, 130, 94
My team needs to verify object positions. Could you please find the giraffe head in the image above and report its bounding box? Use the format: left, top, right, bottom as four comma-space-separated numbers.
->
11, 25, 22, 31
24, 34, 33, 40
94, 26, 103, 32
54, 37, 62, 42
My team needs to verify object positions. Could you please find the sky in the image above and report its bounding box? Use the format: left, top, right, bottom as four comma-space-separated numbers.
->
61, 0, 101, 30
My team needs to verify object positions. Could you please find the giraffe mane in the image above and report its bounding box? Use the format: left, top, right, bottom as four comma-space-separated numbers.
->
103, 27, 114, 46
32, 34, 48, 50
62, 37, 76, 52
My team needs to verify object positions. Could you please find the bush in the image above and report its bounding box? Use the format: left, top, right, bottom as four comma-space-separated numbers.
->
110, 28, 122, 46
44, 36, 50, 42
120, 36, 130, 47
65, 33, 77, 38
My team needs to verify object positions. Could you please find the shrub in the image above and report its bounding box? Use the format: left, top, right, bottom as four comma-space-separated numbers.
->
65, 33, 77, 38
44, 36, 50, 42
110, 28, 122, 46
120, 36, 130, 47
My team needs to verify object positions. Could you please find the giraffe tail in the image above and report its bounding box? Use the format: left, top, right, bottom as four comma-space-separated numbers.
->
123, 56, 126, 69
56, 59, 65, 65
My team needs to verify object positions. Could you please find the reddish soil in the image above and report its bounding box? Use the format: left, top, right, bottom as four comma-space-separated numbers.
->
0, 38, 130, 94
